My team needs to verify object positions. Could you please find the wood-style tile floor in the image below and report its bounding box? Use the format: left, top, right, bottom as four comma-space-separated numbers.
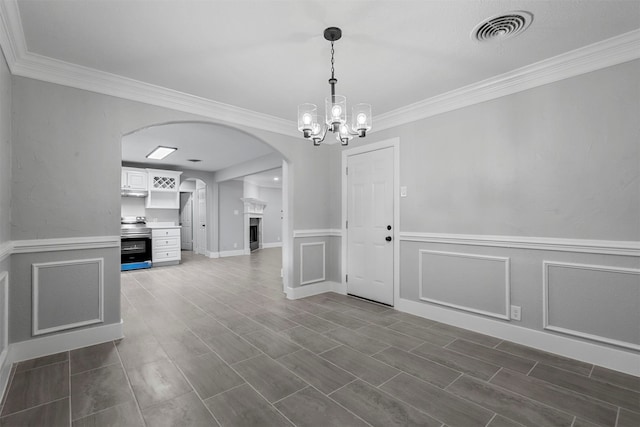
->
1, 248, 638, 426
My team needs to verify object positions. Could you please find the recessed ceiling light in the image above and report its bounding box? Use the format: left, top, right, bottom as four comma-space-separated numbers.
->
146, 146, 177, 160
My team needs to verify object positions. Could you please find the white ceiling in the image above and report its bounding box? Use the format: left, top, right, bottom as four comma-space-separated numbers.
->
121, 122, 276, 172
6, 1, 640, 172
243, 168, 283, 189
15, 0, 640, 121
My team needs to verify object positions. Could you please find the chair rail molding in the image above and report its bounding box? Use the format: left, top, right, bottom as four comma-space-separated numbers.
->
399, 232, 640, 257
293, 229, 342, 238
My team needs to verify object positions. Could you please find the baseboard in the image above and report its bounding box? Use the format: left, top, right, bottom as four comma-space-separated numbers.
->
219, 250, 246, 258
7, 320, 124, 365
396, 298, 640, 376
285, 281, 345, 300
206, 251, 220, 259
262, 242, 283, 248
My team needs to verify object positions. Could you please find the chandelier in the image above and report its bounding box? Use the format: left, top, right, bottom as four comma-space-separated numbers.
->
297, 27, 372, 146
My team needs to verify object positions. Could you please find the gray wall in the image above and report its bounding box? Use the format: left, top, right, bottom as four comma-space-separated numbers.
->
259, 186, 282, 245
6, 74, 334, 348
337, 60, 640, 352
367, 60, 640, 240
218, 180, 245, 252
0, 48, 10, 246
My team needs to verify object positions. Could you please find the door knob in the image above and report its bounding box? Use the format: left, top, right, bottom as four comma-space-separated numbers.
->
387, 225, 392, 230
385, 236, 392, 242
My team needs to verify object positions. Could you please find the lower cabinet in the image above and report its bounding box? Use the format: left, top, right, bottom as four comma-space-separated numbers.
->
152, 228, 181, 265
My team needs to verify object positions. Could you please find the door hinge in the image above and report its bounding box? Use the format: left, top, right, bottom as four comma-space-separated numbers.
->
346, 220, 348, 229
346, 274, 348, 283
345, 166, 348, 175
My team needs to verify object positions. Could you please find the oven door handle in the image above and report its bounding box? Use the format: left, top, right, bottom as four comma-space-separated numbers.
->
121, 234, 152, 239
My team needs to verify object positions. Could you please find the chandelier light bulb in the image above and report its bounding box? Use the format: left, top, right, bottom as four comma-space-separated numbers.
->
297, 27, 371, 146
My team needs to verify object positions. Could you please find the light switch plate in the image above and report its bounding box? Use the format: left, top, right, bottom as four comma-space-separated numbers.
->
400, 186, 407, 197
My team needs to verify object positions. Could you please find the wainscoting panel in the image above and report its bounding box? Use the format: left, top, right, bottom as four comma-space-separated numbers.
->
300, 242, 326, 285
32, 258, 104, 336
543, 261, 640, 350
419, 250, 510, 320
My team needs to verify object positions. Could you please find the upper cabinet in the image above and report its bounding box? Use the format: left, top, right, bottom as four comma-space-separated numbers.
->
121, 167, 148, 191
146, 169, 183, 209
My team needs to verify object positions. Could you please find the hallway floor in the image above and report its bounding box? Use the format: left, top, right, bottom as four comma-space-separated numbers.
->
0, 248, 638, 426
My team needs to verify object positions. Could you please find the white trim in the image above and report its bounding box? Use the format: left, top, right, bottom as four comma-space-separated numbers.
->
2, 0, 637, 138
293, 229, 342, 238
0, 241, 11, 262
0, 271, 8, 351
218, 249, 246, 258
395, 298, 640, 376
7, 321, 123, 365
285, 281, 345, 300
342, 138, 401, 307
418, 250, 510, 320
0, 1, 298, 138
399, 232, 640, 257
543, 261, 640, 351
32, 258, 104, 336
206, 251, 220, 259
300, 242, 326, 285
375, 29, 640, 131
12, 236, 121, 254
262, 242, 283, 249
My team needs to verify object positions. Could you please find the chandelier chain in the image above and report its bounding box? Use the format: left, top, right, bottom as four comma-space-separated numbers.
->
330, 41, 335, 79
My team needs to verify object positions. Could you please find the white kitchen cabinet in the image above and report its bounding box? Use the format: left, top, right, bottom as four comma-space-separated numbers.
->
152, 227, 181, 265
121, 167, 148, 191
146, 169, 182, 209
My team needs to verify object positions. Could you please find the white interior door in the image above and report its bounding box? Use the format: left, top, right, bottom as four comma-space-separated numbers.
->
180, 193, 193, 250
347, 147, 394, 305
196, 187, 207, 254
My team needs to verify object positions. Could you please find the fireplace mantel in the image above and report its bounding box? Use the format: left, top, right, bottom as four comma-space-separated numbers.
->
241, 198, 267, 215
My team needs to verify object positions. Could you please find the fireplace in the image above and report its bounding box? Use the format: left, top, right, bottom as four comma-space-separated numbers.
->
249, 217, 260, 251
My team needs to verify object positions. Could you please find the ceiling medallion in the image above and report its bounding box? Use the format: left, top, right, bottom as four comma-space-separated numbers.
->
297, 27, 372, 146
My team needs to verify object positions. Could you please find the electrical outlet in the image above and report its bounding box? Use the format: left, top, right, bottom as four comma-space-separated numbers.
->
510, 305, 521, 321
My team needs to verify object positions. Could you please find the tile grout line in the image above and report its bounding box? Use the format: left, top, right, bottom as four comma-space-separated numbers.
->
486, 367, 503, 384
526, 361, 539, 376
484, 413, 497, 427
113, 339, 149, 426
375, 371, 404, 389
0, 396, 70, 421
615, 406, 620, 427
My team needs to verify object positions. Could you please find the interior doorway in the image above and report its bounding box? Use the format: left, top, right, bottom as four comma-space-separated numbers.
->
342, 139, 400, 306
179, 178, 206, 255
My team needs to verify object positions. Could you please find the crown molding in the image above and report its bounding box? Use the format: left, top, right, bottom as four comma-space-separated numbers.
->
375, 29, 640, 131
0, 1, 299, 138
2, 1, 639, 136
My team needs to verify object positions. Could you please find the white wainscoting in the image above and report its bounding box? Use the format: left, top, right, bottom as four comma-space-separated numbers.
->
418, 250, 511, 320
300, 242, 326, 286
0, 242, 11, 262
0, 271, 8, 404
32, 258, 104, 336
543, 261, 640, 351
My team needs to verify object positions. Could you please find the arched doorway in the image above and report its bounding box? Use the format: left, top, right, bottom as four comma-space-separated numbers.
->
121, 121, 291, 290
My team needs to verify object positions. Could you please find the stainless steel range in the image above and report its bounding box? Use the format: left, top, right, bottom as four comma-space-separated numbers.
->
121, 216, 152, 271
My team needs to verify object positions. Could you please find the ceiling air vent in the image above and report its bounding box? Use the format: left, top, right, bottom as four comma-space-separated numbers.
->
187, 159, 202, 163
472, 11, 533, 42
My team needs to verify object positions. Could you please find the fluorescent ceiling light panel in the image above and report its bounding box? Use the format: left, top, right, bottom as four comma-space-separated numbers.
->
146, 146, 177, 160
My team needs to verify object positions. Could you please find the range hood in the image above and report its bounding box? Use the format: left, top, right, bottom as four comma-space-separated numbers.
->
121, 189, 148, 198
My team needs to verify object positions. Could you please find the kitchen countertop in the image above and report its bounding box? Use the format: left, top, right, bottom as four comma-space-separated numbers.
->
147, 222, 181, 229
